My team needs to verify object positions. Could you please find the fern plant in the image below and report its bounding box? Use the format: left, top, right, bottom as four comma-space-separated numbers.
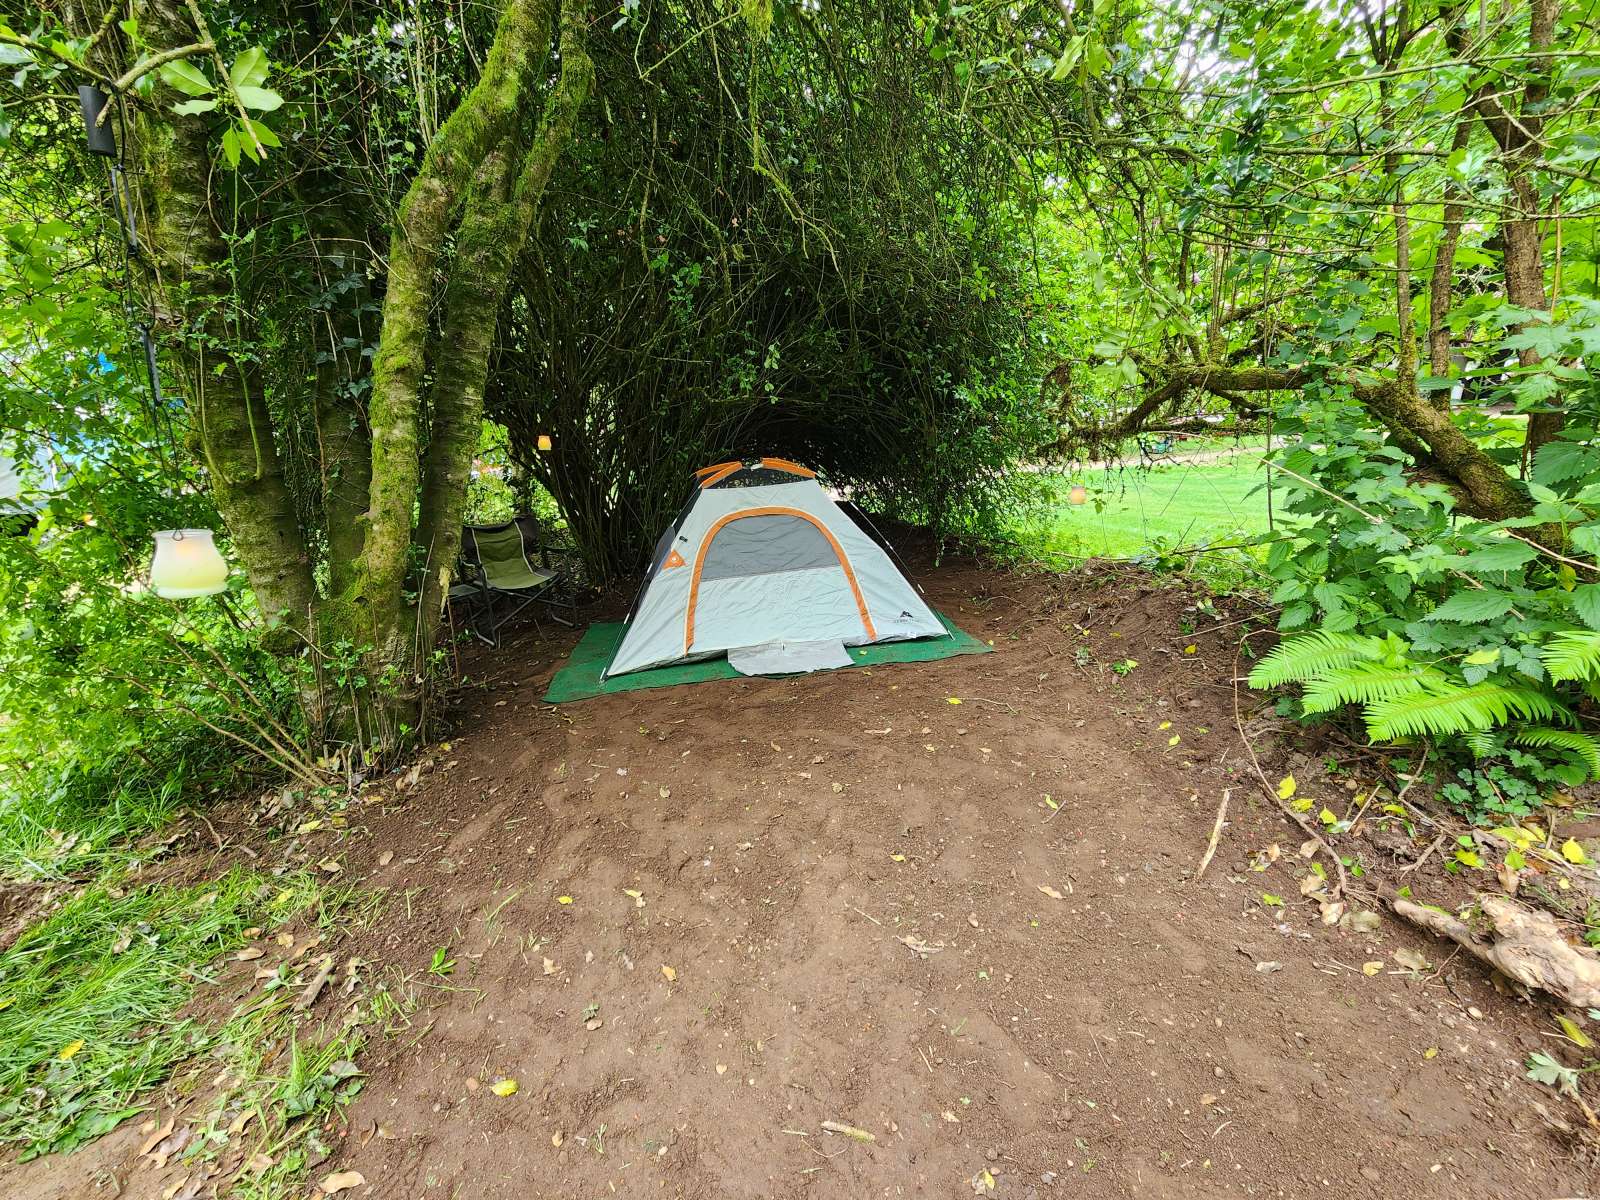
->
1250, 633, 1600, 783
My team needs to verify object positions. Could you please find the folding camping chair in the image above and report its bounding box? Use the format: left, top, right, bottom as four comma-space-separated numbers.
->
449, 516, 576, 647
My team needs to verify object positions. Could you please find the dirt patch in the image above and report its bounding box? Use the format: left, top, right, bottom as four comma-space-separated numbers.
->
5, 550, 1595, 1198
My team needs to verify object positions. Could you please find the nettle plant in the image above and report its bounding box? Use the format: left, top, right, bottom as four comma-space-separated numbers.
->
1250, 303, 1600, 806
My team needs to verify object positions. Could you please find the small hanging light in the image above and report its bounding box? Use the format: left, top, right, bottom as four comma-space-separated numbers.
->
77, 84, 117, 158
537, 433, 553, 452
149, 529, 228, 598
1068, 485, 1089, 506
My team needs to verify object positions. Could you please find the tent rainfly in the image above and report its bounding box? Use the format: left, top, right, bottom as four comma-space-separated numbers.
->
604, 459, 947, 678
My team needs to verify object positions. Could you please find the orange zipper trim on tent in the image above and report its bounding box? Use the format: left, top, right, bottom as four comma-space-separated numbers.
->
698, 462, 744, 488
684, 506, 876, 652
758, 457, 816, 478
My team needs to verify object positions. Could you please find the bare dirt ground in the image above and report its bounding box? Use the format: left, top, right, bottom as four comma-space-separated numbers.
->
9, 548, 1599, 1199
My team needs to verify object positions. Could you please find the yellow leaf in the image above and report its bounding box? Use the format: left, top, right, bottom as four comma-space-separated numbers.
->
1362, 961, 1383, 976
1184, 644, 1197, 654
1494, 825, 1538, 851
1423, 1046, 1439, 1060
623, 888, 645, 908
1562, 838, 1589, 865
661, 965, 676, 982
1158, 721, 1172, 731
947, 697, 962, 705
0, 997, 12, 1012
1043, 795, 1059, 811
1167, 734, 1181, 747
542, 957, 557, 976
58, 1040, 85, 1061
1558, 1016, 1594, 1049
1291, 798, 1313, 813
490, 1078, 518, 1097
890, 853, 906, 862
1318, 807, 1336, 826
1277, 774, 1297, 800
557, 895, 573, 905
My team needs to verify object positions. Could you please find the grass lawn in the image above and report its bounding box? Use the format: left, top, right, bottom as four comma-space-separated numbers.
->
1012, 436, 1285, 571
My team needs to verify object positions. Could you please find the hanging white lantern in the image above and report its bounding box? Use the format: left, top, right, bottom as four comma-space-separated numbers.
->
150, 529, 228, 598
1068, 484, 1089, 506
537, 433, 553, 452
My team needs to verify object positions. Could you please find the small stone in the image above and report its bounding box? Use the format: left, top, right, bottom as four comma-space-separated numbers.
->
1213, 1066, 1225, 1078
985, 1148, 999, 1162
1360, 1166, 1383, 1184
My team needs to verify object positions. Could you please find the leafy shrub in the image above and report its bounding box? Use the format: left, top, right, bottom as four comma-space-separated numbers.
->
1248, 303, 1600, 814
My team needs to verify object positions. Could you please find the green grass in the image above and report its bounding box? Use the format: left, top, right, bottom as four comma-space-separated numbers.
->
1011, 438, 1288, 584
0, 870, 321, 1159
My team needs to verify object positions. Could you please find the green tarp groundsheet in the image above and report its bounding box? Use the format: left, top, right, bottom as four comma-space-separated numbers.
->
543, 610, 990, 703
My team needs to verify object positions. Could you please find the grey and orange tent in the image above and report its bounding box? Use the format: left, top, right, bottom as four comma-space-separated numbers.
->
604, 459, 947, 678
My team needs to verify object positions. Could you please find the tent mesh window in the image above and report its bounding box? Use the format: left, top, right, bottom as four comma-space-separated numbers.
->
699, 515, 841, 580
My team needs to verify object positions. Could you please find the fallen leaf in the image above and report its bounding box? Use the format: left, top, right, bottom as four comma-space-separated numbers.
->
1043, 794, 1058, 810
890, 853, 907, 863
1260, 893, 1284, 908
275, 932, 294, 948
551, 1130, 564, 1147
1558, 1015, 1595, 1049
1199, 1092, 1218, 1105
490, 1078, 518, 1097
235, 947, 265, 961
1562, 838, 1589, 865
1423, 1046, 1439, 1060
947, 697, 962, 705
1277, 774, 1297, 800
377, 850, 394, 867
138, 1117, 176, 1158
1037, 885, 1063, 900
1393, 948, 1429, 972
320, 1170, 366, 1194
58, 1040, 85, 1061
243, 1152, 274, 1174
941, 1110, 959, 1123
1348, 910, 1381, 933
1362, 961, 1383, 976
623, 888, 645, 908
820, 1119, 876, 1142
716, 1063, 727, 1075
557, 895, 573, 905
661, 965, 677, 982
543, 957, 558, 976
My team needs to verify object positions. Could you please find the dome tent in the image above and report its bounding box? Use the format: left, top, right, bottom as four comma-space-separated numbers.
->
604, 459, 947, 678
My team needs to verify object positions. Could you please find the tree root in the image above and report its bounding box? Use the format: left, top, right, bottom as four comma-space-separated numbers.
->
1391, 894, 1600, 1008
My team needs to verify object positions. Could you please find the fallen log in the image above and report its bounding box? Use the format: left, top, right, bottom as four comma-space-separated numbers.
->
1391, 894, 1600, 1008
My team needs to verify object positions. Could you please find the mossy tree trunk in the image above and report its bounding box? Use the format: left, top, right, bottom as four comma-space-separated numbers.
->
125, 0, 593, 758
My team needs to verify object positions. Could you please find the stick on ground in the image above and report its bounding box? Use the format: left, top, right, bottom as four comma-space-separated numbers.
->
1196, 789, 1230, 879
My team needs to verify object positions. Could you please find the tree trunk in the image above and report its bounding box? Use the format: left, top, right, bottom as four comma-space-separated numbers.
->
136, 0, 317, 648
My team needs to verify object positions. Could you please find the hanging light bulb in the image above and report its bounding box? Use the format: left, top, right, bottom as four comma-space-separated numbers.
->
1068, 485, 1089, 506
150, 529, 228, 598
537, 433, 553, 452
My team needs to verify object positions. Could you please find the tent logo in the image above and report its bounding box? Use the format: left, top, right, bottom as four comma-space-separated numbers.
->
663, 549, 686, 569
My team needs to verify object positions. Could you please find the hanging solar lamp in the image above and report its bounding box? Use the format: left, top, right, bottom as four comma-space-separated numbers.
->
1068, 484, 1089, 506
149, 529, 229, 598
537, 433, 553, 452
